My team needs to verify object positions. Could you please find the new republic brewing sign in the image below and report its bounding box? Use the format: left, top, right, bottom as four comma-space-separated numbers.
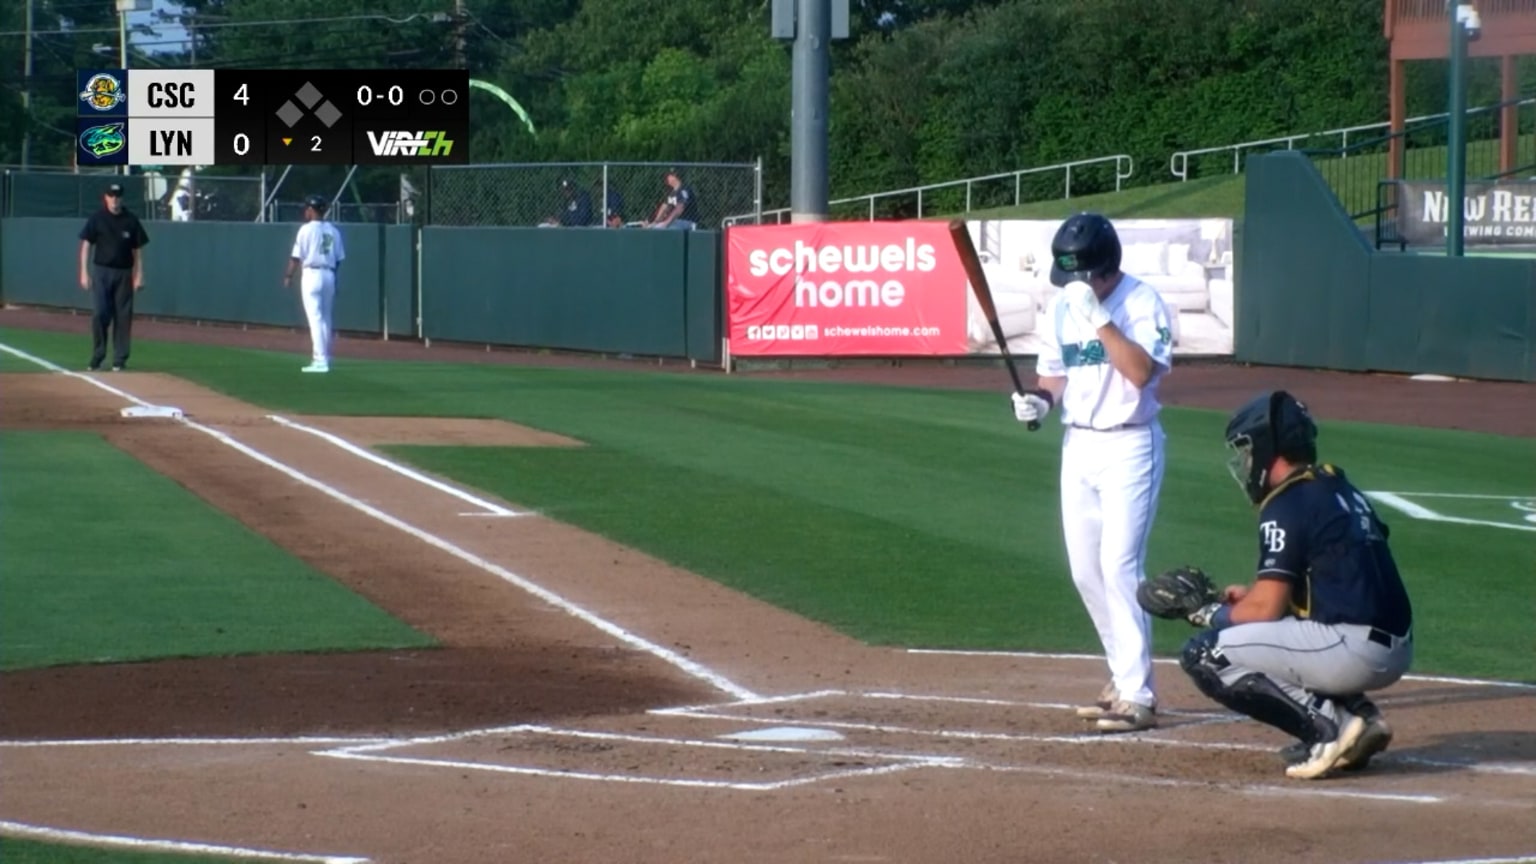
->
1397, 180, 1536, 246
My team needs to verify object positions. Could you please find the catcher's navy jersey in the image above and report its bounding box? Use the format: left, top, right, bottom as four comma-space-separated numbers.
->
1253, 464, 1413, 635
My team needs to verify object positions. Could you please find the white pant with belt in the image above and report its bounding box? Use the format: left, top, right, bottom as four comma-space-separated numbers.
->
300, 267, 335, 365
1059, 420, 1167, 708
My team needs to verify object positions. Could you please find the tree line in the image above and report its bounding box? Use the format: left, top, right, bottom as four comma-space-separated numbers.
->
3, 0, 1530, 215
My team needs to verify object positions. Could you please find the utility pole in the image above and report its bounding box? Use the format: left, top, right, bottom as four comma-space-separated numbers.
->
1446, 0, 1481, 258
771, 0, 849, 223
21, 0, 33, 167
454, 0, 466, 68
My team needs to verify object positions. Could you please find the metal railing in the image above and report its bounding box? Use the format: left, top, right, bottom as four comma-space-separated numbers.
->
724, 154, 1134, 226
1169, 98, 1536, 181
1301, 93, 1536, 224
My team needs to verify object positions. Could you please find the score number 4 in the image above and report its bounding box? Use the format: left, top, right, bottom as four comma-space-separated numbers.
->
230, 83, 323, 153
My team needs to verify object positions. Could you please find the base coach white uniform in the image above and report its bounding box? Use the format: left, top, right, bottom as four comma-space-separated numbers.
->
283, 195, 345, 374
1011, 212, 1176, 733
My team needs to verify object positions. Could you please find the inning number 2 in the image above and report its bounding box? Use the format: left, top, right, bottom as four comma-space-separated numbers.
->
311, 135, 322, 152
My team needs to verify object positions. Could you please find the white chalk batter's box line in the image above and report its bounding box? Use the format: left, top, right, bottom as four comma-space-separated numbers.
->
650, 689, 1536, 779
313, 723, 949, 792
290, 690, 1535, 807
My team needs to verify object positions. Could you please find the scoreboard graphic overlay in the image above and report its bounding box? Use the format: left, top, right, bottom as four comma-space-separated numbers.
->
76, 68, 470, 166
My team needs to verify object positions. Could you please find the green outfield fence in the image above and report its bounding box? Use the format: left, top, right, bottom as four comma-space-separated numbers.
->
2, 156, 1532, 381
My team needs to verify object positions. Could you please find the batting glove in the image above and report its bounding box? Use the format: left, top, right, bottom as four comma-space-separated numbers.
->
1063, 280, 1112, 330
1012, 390, 1053, 423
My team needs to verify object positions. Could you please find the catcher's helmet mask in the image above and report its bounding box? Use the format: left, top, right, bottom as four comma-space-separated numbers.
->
1224, 390, 1319, 504
1049, 212, 1123, 287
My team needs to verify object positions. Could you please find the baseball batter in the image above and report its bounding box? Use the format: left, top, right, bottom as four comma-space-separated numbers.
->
1142, 391, 1412, 779
1012, 212, 1176, 733
283, 194, 345, 373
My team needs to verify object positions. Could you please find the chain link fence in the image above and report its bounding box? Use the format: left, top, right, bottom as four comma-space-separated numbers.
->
2, 167, 269, 221
423, 161, 762, 230
265, 200, 406, 223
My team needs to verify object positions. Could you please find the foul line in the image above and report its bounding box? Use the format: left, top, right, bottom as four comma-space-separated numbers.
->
905, 649, 1536, 691
265, 414, 527, 518
0, 820, 368, 863
1380, 857, 1536, 864
1367, 492, 1536, 534
0, 343, 757, 703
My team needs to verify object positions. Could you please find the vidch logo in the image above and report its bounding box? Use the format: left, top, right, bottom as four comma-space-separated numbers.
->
79, 122, 127, 158
366, 130, 454, 158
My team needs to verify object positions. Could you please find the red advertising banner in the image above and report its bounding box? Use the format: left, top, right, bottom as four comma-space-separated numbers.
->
725, 222, 970, 356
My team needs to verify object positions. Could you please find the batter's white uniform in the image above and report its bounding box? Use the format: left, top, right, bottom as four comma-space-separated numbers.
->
1036, 274, 1175, 709
291, 219, 345, 370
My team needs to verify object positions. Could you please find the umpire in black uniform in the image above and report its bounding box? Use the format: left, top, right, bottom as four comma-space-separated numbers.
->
77, 182, 150, 371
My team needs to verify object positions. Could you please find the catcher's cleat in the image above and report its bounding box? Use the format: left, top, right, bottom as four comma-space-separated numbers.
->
1076, 682, 1118, 719
1285, 713, 1367, 779
1337, 714, 1393, 771
1095, 700, 1156, 733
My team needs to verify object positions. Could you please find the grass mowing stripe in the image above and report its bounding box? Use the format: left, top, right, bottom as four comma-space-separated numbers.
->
0, 431, 433, 671
385, 445, 1098, 649
3, 326, 1530, 681
0, 837, 260, 864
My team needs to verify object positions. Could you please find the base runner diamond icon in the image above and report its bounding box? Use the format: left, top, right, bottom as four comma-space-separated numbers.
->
274, 82, 344, 129
275, 101, 303, 128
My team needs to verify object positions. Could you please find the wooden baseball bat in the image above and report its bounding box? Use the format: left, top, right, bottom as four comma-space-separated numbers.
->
948, 219, 1039, 431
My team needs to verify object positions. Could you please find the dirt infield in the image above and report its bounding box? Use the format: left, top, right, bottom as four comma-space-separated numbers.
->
0, 314, 1533, 864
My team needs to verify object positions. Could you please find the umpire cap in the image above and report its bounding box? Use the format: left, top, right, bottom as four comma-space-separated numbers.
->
304, 194, 329, 212
1049, 212, 1122, 287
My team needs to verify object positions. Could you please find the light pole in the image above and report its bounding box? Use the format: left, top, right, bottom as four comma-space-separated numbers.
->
115, 0, 150, 176
21, 0, 33, 167
1446, 0, 1482, 258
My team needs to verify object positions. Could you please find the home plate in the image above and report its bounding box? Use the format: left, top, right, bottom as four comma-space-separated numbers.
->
715, 726, 846, 743
121, 405, 184, 419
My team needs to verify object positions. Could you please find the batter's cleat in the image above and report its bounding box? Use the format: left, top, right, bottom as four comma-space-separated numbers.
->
1285, 712, 1367, 780
1076, 682, 1118, 719
301, 362, 329, 374
1095, 700, 1156, 733
1337, 714, 1393, 771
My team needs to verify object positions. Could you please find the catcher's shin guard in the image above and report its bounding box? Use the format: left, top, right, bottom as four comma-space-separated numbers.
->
1179, 631, 1337, 745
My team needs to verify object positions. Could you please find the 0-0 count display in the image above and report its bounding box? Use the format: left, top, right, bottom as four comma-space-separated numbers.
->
356, 84, 406, 107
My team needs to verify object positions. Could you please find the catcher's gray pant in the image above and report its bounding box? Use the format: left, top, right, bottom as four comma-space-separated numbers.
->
1212, 618, 1413, 726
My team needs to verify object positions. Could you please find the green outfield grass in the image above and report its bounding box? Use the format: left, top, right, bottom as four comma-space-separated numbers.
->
0, 426, 433, 671
0, 838, 252, 864
1, 326, 1530, 681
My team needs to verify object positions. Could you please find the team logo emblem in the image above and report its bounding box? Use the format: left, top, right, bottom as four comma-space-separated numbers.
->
1157, 326, 1172, 345
79, 73, 126, 112
79, 123, 127, 158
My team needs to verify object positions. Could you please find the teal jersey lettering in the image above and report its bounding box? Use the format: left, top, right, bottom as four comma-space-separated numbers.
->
1061, 339, 1107, 368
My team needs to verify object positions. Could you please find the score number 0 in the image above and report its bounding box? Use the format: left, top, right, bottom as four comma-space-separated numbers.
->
229, 82, 324, 153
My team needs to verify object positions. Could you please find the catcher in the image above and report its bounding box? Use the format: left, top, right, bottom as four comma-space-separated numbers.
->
1138, 390, 1413, 780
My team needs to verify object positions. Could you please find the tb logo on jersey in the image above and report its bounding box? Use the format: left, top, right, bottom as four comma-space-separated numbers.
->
1259, 520, 1287, 553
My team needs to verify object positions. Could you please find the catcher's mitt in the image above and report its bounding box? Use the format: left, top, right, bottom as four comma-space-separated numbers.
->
1137, 566, 1219, 621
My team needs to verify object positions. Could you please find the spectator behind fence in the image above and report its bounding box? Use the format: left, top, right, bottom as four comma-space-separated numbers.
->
644, 169, 698, 230
542, 178, 593, 227
77, 182, 149, 372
